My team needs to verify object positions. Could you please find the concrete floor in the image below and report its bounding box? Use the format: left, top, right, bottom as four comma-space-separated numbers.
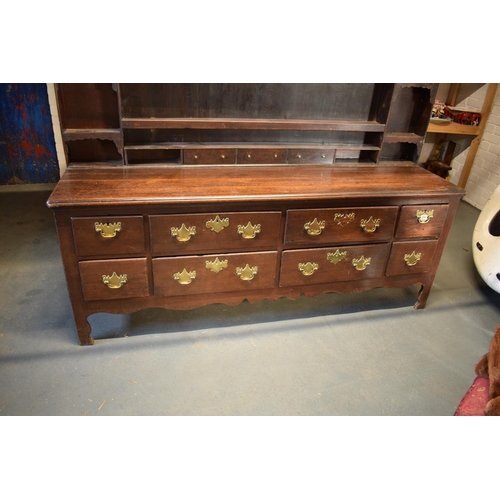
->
1, 184, 499, 416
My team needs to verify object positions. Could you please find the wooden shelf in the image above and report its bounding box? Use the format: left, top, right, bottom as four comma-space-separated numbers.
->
427, 122, 480, 136
67, 160, 123, 168
124, 142, 381, 151
121, 118, 386, 132
63, 128, 121, 141
384, 133, 423, 144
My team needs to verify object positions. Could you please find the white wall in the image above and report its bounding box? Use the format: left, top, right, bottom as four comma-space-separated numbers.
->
454, 85, 500, 209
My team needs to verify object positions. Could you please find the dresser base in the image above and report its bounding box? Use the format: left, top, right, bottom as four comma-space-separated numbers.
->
47, 165, 464, 346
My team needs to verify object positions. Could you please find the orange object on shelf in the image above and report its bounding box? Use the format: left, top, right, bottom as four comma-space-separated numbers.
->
444, 106, 481, 126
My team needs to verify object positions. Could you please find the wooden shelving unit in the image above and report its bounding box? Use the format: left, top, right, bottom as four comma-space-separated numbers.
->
424, 83, 498, 188
55, 83, 438, 167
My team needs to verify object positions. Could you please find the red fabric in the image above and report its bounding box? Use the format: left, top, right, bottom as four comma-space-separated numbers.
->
454, 377, 489, 416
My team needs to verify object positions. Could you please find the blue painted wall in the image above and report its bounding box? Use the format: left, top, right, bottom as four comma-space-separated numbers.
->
0, 83, 59, 184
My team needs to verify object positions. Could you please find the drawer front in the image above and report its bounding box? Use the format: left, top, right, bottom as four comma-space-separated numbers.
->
280, 243, 390, 287
184, 149, 236, 165
72, 216, 145, 258
287, 149, 334, 164
386, 240, 439, 276
150, 212, 281, 255
285, 207, 398, 246
79, 258, 149, 301
237, 148, 287, 164
395, 204, 449, 239
153, 251, 278, 296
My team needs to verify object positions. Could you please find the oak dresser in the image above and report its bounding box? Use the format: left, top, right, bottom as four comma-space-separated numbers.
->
47, 84, 465, 345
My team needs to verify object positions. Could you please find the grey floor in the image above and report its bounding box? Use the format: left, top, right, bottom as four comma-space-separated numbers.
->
1, 184, 499, 416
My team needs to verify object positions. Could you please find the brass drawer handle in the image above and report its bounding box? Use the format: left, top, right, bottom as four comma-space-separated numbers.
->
171, 223, 196, 242
206, 215, 230, 233
173, 268, 196, 285
95, 222, 122, 238
352, 255, 371, 271
416, 210, 434, 224
327, 249, 347, 264
404, 251, 422, 266
237, 222, 261, 239
102, 272, 127, 289
236, 264, 258, 281
247, 154, 252, 159
297, 154, 302, 159
298, 262, 319, 276
221, 154, 226, 159
360, 216, 381, 233
205, 258, 228, 273
304, 218, 325, 236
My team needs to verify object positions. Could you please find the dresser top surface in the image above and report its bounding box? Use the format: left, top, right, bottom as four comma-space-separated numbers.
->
47, 164, 465, 208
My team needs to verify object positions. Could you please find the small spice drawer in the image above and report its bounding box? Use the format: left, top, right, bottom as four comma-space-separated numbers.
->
237, 148, 287, 164
284, 206, 398, 246
280, 243, 390, 287
184, 149, 236, 165
153, 251, 278, 296
79, 257, 150, 301
150, 211, 282, 255
287, 149, 334, 164
72, 216, 146, 258
395, 204, 449, 239
386, 240, 438, 276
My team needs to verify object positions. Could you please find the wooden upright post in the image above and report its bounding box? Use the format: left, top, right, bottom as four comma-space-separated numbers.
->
458, 83, 499, 189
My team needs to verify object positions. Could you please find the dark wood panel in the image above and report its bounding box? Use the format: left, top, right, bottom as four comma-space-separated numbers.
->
153, 251, 278, 296
395, 204, 449, 239
386, 240, 439, 276
79, 258, 149, 301
66, 139, 122, 163
150, 212, 282, 255
123, 128, 376, 145
57, 84, 120, 129
386, 86, 435, 136
285, 207, 398, 246
47, 166, 465, 209
72, 216, 146, 257
119, 84, 378, 120
280, 244, 391, 287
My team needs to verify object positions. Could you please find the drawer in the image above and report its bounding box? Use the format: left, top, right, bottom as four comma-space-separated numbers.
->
153, 251, 278, 297
79, 258, 149, 301
184, 149, 236, 165
386, 240, 439, 276
150, 211, 281, 255
72, 216, 145, 258
395, 204, 449, 239
237, 148, 287, 164
285, 207, 398, 246
280, 243, 390, 287
287, 149, 334, 164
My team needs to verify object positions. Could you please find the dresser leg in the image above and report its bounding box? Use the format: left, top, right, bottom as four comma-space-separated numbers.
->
74, 315, 94, 346
414, 284, 430, 310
